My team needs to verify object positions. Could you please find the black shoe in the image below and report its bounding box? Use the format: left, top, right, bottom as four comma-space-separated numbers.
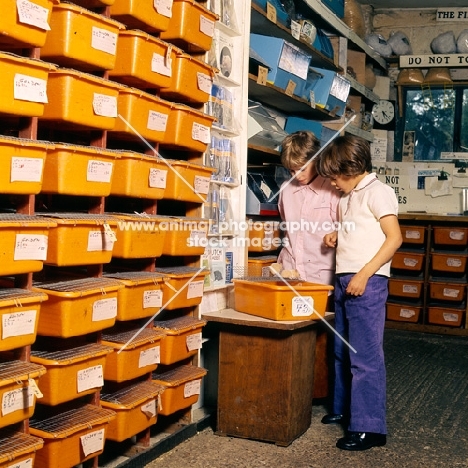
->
336, 432, 386, 451
321, 413, 344, 424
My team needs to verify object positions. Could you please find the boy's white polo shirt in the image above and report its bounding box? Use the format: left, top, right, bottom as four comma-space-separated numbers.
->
336, 173, 398, 277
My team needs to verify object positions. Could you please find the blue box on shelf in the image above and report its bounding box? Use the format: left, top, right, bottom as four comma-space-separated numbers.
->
321, 0, 345, 18
252, 0, 290, 27
312, 29, 335, 60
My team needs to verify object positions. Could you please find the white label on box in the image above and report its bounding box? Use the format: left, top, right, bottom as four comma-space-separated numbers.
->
11, 157, 43, 183
2, 386, 34, 416
87, 160, 113, 183
8, 457, 33, 468
187, 280, 204, 299
190, 229, 207, 244
14, 234, 47, 261
87, 230, 114, 252
77, 365, 104, 393
80, 429, 105, 457
449, 230, 465, 240
91, 27, 117, 55
447, 258, 462, 267
194, 176, 210, 195
141, 399, 157, 418
309, 90, 315, 108
443, 288, 460, 298
291, 20, 301, 40
184, 379, 201, 398
192, 122, 210, 144
186, 332, 202, 351
197, 72, 212, 94
154, 0, 173, 17
93, 93, 117, 117
292, 296, 314, 317
139, 346, 160, 368
147, 110, 168, 132
260, 181, 272, 199
442, 312, 460, 322
92, 297, 117, 321
28, 378, 42, 398
402, 284, 418, 294
143, 289, 163, 308
149, 168, 167, 189
199, 16, 215, 37
403, 257, 418, 267
17, 0, 50, 30
151, 53, 172, 77
14, 74, 48, 103
405, 230, 421, 239
2, 310, 36, 339
400, 308, 416, 318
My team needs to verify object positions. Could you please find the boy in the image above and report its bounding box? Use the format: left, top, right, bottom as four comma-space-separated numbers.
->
317, 135, 402, 451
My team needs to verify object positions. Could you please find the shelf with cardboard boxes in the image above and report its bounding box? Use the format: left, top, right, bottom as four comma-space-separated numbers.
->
386, 214, 468, 337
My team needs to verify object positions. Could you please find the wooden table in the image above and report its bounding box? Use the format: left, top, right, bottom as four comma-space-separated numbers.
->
202, 308, 334, 446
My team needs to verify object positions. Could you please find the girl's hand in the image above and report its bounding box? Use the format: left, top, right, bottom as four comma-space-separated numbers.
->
323, 232, 337, 248
346, 270, 370, 296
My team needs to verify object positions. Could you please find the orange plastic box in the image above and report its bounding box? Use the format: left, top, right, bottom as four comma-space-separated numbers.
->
32, 277, 123, 338
431, 252, 468, 274
30, 343, 113, 406
386, 302, 421, 323
39, 213, 118, 266
162, 103, 216, 152
109, 0, 172, 33
156, 266, 209, 309
400, 225, 426, 245
102, 328, 166, 381
164, 159, 215, 203
0, 288, 47, 352
153, 365, 207, 416
0, 0, 57, 49
103, 271, 167, 320
41, 143, 120, 196
101, 380, 165, 441
0, 429, 44, 468
110, 87, 173, 143
0, 214, 56, 276
110, 151, 169, 199
160, 0, 218, 53
154, 316, 206, 364
247, 255, 278, 277
0, 361, 46, 429
248, 220, 282, 253
428, 306, 465, 327
108, 30, 175, 89
40, 3, 125, 71
429, 281, 466, 302
433, 227, 468, 247
29, 404, 116, 468
388, 277, 423, 299
160, 48, 215, 104
233, 279, 333, 321
0, 136, 53, 195
157, 215, 210, 256
41, 68, 121, 130
0, 52, 56, 118
391, 250, 425, 272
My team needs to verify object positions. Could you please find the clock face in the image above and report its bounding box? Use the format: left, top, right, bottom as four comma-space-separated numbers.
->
372, 100, 395, 125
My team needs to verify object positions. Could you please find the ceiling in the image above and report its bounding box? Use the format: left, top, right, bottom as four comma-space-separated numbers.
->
358, 0, 467, 8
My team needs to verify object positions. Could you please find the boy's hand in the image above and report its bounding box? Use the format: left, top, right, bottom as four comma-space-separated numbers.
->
323, 232, 337, 248
346, 270, 370, 296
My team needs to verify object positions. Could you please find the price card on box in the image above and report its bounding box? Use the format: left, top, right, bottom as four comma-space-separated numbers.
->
80, 429, 105, 457
14, 74, 48, 103
149, 168, 167, 189
143, 289, 163, 308
192, 122, 210, 144
151, 53, 172, 77
154, 0, 173, 17
199, 15, 215, 37
11, 157, 44, 183
197, 72, 212, 94
92, 297, 117, 321
2, 310, 36, 339
2, 386, 34, 416
17, 0, 51, 30
14, 234, 47, 261
291, 296, 314, 317
139, 346, 160, 368
194, 176, 210, 195
87, 230, 115, 252
87, 160, 113, 183
184, 379, 201, 398
187, 280, 204, 299
91, 27, 117, 55
77, 365, 104, 393
147, 110, 168, 132
186, 332, 202, 351
93, 93, 117, 117
141, 399, 157, 418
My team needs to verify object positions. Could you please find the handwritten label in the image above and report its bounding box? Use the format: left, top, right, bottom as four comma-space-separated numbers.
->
197, 72, 212, 94
403, 257, 418, 268
190, 229, 207, 245
257, 66, 268, 85
139, 346, 160, 368
184, 379, 201, 398
147, 110, 168, 132
187, 280, 204, 299
28, 378, 43, 398
449, 230, 465, 240
87, 230, 114, 252
91, 27, 117, 55
2, 386, 34, 416
402, 285, 418, 294
17, 0, 50, 30
92, 297, 117, 321
14, 74, 48, 103
80, 429, 105, 457
285, 79, 296, 96
192, 122, 210, 144
442, 312, 460, 322
186, 332, 202, 351
400, 308, 416, 319
151, 53, 172, 77
2, 310, 36, 339
260, 181, 272, 198
14, 234, 47, 261
405, 230, 421, 239
292, 296, 314, 317
266, 2, 277, 23
290, 20, 301, 40
149, 168, 167, 189
199, 16, 215, 37
11, 157, 43, 183
87, 160, 113, 183
6, 457, 33, 468
93, 93, 117, 117
443, 288, 460, 298
309, 90, 316, 108
447, 258, 462, 268
143, 289, 163, 308
77, 365, 104, 393
141, 399, 157, 418
194, 176, 210, 195
154, 0, 173, 17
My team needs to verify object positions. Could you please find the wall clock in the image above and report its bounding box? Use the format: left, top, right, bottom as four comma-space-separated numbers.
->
371, 100, 396, 130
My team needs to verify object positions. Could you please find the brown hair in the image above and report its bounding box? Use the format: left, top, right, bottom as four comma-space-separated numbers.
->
280, 131, 320, 170
316, 135, 372, 177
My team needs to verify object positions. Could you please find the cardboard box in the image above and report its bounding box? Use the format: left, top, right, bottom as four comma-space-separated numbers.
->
347, 49, 366, 86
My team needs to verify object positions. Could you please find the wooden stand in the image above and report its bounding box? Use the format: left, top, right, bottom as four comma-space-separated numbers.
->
202, 309, 333, 446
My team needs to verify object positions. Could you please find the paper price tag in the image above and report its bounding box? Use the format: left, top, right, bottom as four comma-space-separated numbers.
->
192, 122, 210, 144
149, 168, 167, 189
260, 181, 272, 198
11, 157, 44, 182
87, 230, 114, 252
309, 91, 316, 108
147, 110, 168, 132
154, 0, 173, 17
151, 53, 172, 77
93, 93, 117, 117
199, 15, 215, 37
7, 457, 33, 468
139, 346, 160, 368
197, 72, 213, 94
87, 160, 113, 183
91, 27, 117, 55
187, 280, 204, 299
77, 365, 104, 393
143, 289, 163, 308
92, 297, 117, 321
292, 296, 314, 317
285, 79, 296, 96
80, 429, 105, 457
14, 74, 48, 103
194, 176, 210, 195
103, 223, 117, 242
186, 332, 202, 351
14, 234, 47, 261
28, 378, 43, 399
17, 0, 50, 30
266, 2, 277, 23
257, 66, 268, 86
141, 399, 157, 418
2, 387, 34, 416
184, 379, 201, 398
290, 20, 301, 40
2, 310, 36, 339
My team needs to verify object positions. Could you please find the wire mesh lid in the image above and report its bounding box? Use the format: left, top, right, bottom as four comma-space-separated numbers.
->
156, 266, 209, 277
53, 142, 122, 157
30, 343, 113, 365
29, 404, 116, 439
0, 288, 47, 306
103, 271, 167, 285
100, 381, 165, 408
153, 365, 207, 387
0, 134, 53, 148
105, 212, 168, 223
0, 213, 57, 227
153, 315, 206, 333
0, 360, 46, 385
35, 212, 119, 225
33, 277, 123, 296
101, 328, 166, 349
0, 429, 43, 463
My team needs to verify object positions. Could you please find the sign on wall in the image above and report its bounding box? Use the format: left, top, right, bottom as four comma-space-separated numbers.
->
399, 54, 468, 68
436, 8, 468, 21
